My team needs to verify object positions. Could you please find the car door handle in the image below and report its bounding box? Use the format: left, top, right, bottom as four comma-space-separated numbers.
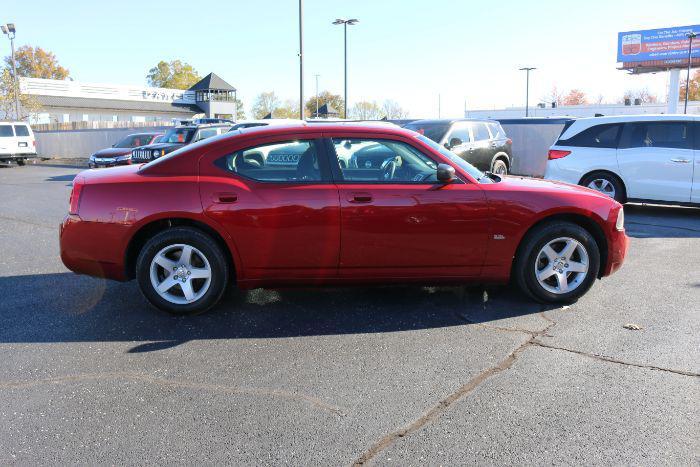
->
213, 192, 238, 203
348, 193, 372, 203
670, 158, 690, 163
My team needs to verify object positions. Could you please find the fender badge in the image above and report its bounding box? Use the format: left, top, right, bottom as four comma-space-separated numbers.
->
493, 234, 506, 240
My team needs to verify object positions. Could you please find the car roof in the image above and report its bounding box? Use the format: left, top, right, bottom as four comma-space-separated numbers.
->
227, 122, 419, 139
560, 114, 700, 140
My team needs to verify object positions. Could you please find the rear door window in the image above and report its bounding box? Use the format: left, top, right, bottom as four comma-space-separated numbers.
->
13, 125, 30, 137
619, 121, 692, 150
558, 123, 621, 148
0, 125, 13, 137
447, 124, 471, 145
488, 122, 506, 139
472, 122, 491, 141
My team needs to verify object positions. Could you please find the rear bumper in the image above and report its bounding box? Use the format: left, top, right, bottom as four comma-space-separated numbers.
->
60, 214, 128, 281
0, 153, 37, 160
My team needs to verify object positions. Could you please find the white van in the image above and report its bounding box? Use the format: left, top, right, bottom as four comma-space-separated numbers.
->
0, 121, 37, 165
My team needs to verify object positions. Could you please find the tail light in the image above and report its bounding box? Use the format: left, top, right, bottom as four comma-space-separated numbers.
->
32, 140, 36, 147
548, 149, 571, 160
69, 177, 85, 215
506, 138, 512, 145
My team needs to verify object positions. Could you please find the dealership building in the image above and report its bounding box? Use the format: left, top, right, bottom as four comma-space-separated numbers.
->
20, 72, 238, 124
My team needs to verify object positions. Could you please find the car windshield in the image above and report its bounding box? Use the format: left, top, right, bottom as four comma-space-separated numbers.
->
160, 128, 195, 144
114, 134, 155, 148
404, 122, 451, 143
415, 134, 492, 183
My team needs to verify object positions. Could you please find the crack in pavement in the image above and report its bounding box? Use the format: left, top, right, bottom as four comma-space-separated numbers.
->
531, 341, 700, 377
352, 308, 557, 466
0, 372, 347, 417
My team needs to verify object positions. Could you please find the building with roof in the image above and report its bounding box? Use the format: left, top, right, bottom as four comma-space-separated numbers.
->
21, 73, 238, 124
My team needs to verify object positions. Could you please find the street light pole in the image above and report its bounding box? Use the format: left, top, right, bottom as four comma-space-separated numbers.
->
333, 18, 358, 119
684, 31, 696, 114
2, 23, 20, 120
519, 67, 536, 117
314, 74, 320, 118
298, 0, 304, 120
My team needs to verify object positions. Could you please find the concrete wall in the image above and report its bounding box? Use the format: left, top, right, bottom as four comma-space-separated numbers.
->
35, 126, 172, 158
467, 101, 700, 120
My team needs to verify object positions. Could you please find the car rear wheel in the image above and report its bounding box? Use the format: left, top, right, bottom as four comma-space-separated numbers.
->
515, 221, 600, 303
17, 159, 25, 166
491, 158, 508, 175
580, 172, 625, 203
136, 227, 229, 315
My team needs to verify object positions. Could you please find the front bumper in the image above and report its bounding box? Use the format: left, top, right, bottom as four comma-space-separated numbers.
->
88, 157, 132, 169
603, 227, 629, 277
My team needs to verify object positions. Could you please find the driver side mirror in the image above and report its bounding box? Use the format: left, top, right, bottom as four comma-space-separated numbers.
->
437, 163, 455, 183
445, 137, 462, 149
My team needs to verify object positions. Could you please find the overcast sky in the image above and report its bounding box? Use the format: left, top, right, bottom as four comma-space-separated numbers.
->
3, 0, 699, 117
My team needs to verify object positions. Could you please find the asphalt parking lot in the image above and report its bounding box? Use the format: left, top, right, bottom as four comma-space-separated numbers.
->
0, 164, 698, 465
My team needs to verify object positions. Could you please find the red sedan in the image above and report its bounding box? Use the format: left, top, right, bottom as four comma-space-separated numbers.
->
60, 124, 628, 314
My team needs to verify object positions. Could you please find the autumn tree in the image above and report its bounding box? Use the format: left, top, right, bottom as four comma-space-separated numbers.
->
146, 60, 200, 89
251, 91, 280, 119
619, 88, 657, 104
382, 100, 408, 119
273, 99, 301, 119
4, 45, 69, 79
305, 91, 345, 118
561, 89, 588, 106
349, 101, 382, 120
0, 69, 40, 120
679, 70, 700, 101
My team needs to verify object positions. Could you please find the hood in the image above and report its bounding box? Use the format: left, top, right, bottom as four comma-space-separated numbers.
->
133, 142, 185, 151
92, 147, 132, 158
498, 175, 613, 201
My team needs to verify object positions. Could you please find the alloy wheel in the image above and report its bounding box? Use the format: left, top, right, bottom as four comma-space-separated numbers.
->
586, 178, 616, 198
149, 243, 212, 305
534, 237, 589, 294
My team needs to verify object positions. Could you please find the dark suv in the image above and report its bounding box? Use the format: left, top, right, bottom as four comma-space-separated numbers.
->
130, 123, 231, 163
403, 119, 513, 174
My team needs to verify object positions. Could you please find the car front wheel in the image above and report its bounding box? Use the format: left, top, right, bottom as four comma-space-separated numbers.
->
515, 221, 600, 303
136, 227, 229, 315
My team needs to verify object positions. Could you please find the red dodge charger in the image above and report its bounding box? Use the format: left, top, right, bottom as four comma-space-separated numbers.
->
60, 123, 628, 314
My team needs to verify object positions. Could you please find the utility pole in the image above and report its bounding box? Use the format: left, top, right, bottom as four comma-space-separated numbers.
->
1, 24, 20, 120
684, 32, 696, 114
298, 0, 304, 119
519, 67, 536, 117
314, 74, 320, 118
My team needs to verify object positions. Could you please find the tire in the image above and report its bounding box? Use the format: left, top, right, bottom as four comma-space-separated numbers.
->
136, 227, 229, 315
491, 158, 508, 175
17, 159, 25, 166
514, 221, 600, 304
580, 172, 625, 203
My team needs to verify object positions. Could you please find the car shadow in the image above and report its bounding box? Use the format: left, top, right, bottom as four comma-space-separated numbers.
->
45, 174, 77, 182
624, 203, 700, 239
0, 272, 554, 352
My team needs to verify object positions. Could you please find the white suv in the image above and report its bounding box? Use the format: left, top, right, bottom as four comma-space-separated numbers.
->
544, 115, 699, 205
0, 121, 37, 166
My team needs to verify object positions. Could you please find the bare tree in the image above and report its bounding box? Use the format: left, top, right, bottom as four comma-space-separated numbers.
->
349, 101, 382, 120
251, 91, 280, 119
382, 99, 408, 119
540, 85, 564, 106
618, 88, 658, 104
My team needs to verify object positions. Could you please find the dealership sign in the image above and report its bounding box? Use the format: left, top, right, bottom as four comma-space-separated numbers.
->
617, 25, 699, 65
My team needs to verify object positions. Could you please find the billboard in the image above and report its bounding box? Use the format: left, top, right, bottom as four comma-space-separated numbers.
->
617, 25, 699, 65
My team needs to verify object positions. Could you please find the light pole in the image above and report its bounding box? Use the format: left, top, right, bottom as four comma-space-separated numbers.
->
314, 74, 320, 118
333, 18, 358, 119
1, 23, 20, 120
298, 0, 304, 120
684, 31, 696, 114
519, 67, 536, 117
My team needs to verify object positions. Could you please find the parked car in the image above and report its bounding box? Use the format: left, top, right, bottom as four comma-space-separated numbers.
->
544, 115, 699, 205
130, 123, 232, 163
60, 124, 628, 315
403, 119, 513, 174
0, 121, 37, 165
88, 132, 163, 168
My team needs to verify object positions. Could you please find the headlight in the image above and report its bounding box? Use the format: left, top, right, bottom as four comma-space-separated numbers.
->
615, 207, 625, 231
89, 155, 95, 161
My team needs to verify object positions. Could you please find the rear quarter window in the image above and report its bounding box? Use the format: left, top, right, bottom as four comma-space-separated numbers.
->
557, 123, 621, 148
0, 125, 13, 137
13, 125, 30, 137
